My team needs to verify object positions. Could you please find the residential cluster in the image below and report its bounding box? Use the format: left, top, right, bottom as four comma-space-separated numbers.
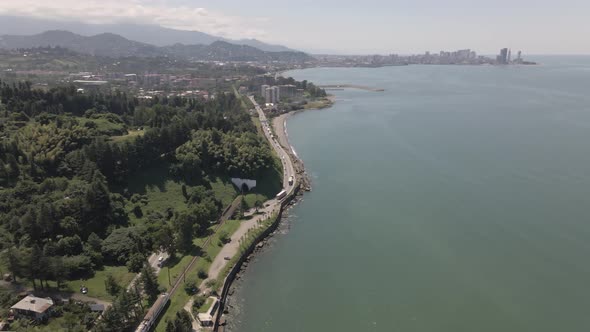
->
260, 84, 303, 105
68, 71, 235, 97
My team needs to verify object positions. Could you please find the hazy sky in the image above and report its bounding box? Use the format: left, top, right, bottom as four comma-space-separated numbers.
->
1, 0, 589, 54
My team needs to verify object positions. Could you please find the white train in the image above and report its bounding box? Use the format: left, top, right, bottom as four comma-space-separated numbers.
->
135, 293, 170, 332
276, 189, 287, 200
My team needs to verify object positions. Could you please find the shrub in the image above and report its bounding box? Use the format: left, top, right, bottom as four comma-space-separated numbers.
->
197, 268, 208, 279
192, 295, 206, 309
184, 280, 198, 295
218, 231, 230, 244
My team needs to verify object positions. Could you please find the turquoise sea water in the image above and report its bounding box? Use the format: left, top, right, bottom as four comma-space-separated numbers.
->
227, 57, 590, 332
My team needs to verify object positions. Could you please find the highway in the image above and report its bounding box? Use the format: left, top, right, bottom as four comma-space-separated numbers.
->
248, 95, 297, 196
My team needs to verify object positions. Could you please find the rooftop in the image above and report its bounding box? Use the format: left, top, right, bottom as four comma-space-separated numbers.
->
11, 296, 54, 314
197, 312, 213, 323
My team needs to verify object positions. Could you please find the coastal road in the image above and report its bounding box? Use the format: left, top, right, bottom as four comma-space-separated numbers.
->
203, 96, 298, 287
181, 97, 299, 329
248, 95, 297, 195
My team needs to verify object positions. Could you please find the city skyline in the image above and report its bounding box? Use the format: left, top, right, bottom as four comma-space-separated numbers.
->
0, 0, 589, 55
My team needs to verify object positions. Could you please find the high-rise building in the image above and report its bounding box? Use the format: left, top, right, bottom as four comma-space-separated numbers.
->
497, 48, 509, 64
279, 85, 296, 98
261, 84, 269, 97
263, 86, 281, 104
507, 49, 512, 63
272, 86, 280, 103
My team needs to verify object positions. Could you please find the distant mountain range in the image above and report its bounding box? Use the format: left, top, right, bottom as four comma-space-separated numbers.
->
0, 31, 161, 57
0, 15, 296, 52
0, 30, 315, 63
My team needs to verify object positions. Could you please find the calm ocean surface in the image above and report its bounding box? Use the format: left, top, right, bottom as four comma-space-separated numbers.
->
227, 56, 590, 332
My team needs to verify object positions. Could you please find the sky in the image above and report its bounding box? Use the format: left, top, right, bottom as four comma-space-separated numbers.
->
0, 0, 589, 54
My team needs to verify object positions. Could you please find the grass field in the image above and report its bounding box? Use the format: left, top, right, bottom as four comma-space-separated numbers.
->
0, 265, 133, 304
83, 117, 127, 136
155, 220, 241, 332
197, 297, 215, 313
63, 266, 135, 301
120, 162, 239, 226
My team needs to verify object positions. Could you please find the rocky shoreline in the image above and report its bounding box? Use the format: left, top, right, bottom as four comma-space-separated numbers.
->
218, 97, 335, 330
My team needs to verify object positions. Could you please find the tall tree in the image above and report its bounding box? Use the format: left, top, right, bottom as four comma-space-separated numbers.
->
105, 274, 122, 297
3, 247, 22, 283
140, 264, 160, 303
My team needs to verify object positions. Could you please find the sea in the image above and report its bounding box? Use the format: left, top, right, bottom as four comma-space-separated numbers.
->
226, 56, 590, 332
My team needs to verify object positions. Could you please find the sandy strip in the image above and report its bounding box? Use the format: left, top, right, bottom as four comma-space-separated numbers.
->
272, 95, 335, 153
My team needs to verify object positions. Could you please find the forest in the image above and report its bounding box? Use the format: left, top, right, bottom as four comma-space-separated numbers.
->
0, 80, 275, 330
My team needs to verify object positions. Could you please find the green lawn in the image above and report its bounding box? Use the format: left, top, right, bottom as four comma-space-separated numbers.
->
0, 262, 132, 303
64, 266, 135, 301
207, 176, 239, 208
197, 297, 215, 313
155, 220, 241, 332
157, 219, 241, 290
83, 117, 127, 136
123, 164, 190, 225
121, 163, 239, 226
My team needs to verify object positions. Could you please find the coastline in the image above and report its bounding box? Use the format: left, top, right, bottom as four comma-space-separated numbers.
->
214, 94, 335, 331
272, 94, 336, 192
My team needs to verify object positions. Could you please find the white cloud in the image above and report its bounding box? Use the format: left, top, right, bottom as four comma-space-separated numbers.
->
0, 0, 269, 39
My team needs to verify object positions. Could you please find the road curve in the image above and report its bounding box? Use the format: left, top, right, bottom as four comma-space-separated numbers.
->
248, 95, 297, 195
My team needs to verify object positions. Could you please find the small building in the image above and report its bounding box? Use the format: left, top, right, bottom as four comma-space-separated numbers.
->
197, 312, 213, 327
11, 295, 54, 320
197, 297, 219, 327
89, 303, 105, 313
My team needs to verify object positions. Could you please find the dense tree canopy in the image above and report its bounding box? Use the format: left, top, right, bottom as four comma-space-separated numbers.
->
0, 80, 274, 291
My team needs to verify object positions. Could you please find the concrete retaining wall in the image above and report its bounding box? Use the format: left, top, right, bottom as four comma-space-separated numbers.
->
213, 185, 301, 331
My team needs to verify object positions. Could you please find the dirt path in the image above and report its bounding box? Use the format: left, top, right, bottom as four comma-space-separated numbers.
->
206, 205, 277, 285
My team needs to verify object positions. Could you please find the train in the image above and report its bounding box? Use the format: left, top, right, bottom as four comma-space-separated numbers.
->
276, 189, 287, 200
135, 293, 170, 332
